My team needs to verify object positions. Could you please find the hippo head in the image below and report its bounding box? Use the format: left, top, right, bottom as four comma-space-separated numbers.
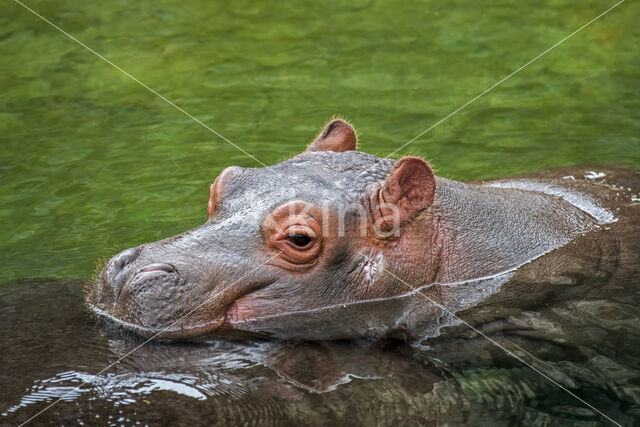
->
87, 120, 439, 341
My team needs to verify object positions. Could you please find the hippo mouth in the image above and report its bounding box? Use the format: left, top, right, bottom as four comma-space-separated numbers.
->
89, 304, 265, 341
87, 261, 272, 341
88, 303, 223, 338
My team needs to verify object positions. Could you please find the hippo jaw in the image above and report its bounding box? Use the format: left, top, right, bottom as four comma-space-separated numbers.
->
88, 301, 225, 340
87, 272, 276, 340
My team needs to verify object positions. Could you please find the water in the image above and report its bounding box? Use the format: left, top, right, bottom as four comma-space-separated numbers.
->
1, 0, 639, 425
2, 274, 640, 425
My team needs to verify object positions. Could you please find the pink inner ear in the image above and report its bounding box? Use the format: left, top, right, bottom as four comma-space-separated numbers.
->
382, 156, 436, 219
307, 119, 357, 153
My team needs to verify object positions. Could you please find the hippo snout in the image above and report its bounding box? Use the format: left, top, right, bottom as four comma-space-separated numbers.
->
87, 228, 264, 340
91, 245, 175, 315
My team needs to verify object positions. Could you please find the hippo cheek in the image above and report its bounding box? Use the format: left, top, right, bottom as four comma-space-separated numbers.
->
222, 288, 305, 333
224, 295, 259, 325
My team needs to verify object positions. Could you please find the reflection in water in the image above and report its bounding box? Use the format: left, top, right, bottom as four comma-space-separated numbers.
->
2, 278, 640, 425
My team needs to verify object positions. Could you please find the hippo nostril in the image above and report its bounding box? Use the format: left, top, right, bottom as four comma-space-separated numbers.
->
139, 263, 176, 274
114, 247, 138, 270
103, 247, 141, 297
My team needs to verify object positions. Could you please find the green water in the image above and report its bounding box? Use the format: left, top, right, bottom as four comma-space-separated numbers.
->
0, 0, 639, 281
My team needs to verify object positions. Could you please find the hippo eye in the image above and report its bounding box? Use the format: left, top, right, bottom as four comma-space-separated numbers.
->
263, 201, 323, 268
288, 234, 312, 248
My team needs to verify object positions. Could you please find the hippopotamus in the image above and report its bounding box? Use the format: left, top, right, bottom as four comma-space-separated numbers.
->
87, 119, 640, 342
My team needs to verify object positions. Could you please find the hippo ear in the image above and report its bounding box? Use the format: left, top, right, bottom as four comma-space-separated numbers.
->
306, 119, 357, 152
373, 157, 435, 234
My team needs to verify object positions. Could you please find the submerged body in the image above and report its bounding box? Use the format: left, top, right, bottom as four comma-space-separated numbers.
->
87, 120, 640, 342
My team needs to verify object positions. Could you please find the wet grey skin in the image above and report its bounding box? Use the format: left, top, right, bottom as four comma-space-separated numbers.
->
87, 120, 640, 342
